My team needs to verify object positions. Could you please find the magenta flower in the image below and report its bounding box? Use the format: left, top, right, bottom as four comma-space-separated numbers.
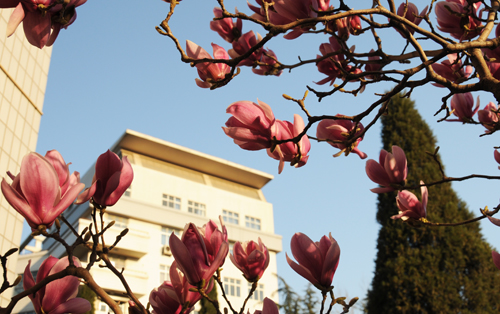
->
169, 219, 228, 286
395, 2, 428, 36
315, 37, 356, 85
24, 256, 90, 314
364, 49, 383, 80
365, 145, 408, 193
254, 298, 279, 314
392, 181, 428, 220
186, 40, 231, 89
435, 0, 482, 41
1, 152, 84, 231
76, 150, 133, 207
445, 93, 479, 122
2, 0, 86, 48
210, 7, 242, 43
478, 102, 500, 133
228, 31, 264, 67
286, 232, 340, 290
316, 116, 367, 159
230, 238, 270, 282
252, 49, 282, 76
267, 114, 311, 174
492, 251, 500, 271
223, 99, 276, 151
431, 54, 473, 87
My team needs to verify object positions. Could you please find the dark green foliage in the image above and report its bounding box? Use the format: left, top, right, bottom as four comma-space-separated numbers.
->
199, 281, 218, 314
78, 285, 96, 314
366, 94, 500, 313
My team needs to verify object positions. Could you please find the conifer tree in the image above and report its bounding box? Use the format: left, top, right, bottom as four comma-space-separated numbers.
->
365, 94, 500, 313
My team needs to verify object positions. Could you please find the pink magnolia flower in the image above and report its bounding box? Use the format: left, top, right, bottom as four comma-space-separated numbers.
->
446, 93, 479, 122
228, 30, 264, 67
2, 0, 86, 48
364, 49, 383, 80
24, 256, 91, 314
316, 116, 367, 159
1, 151, 84, 231
478, 102, 500, 133
435, 0, 482, 41
392, 181, 428, 220
230, 238, 270, 282
76, 150, 133, 207
186, 40, 231, 89
223, 99, 276, 151
394, 2, 428, 36
315, 37, 356, 85
365, 145, 408, 193
267, 114, 311, 174
252, 49, 282, 76
286, 232, 340, 290
169, 218, 228, 286
492, 251, 500, 270
431, 54, 473, 87
210, 7, 242, 43
271, 0, 319, 39
254, 298, 279, 314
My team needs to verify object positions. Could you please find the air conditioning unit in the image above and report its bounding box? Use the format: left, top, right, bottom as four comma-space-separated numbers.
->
162, 245, 172, 256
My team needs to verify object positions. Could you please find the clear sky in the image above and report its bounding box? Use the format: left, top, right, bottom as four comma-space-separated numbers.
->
19, 0, 500, 311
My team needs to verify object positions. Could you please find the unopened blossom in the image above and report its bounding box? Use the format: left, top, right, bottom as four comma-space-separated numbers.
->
315, 37, 354, 85
478, 102, 500, 133
76, 150, 133, 207
210, 7, 242, 43
252, 49, 282, 76
286, 232, 340, 290
2, 0, 86, 48
316, 116, 367, 159
254, 298, 279, 314
24, 256, 91, 314
365, 145, 408, 193
392, 181, 428, 220
223, 99, 276, 150
169, 218, 228, 286
185, 40, 231, 89
1, 151, 84, 231
446, 93, 479, 122
230, 238, 270, 282
267, 114, 311, 174
228, 30, 264, 67
492, 251, 500, 270
395, 2, 428, 36
435, 0, 482, 41
364, 49, 383, 80
431, 54, 473, 87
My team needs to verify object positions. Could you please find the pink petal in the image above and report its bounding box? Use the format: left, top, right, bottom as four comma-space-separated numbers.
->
49, 298, 91, 314
169, 234, 201, 285
23, 11, 51, 48
492, 251, 500, 270
7, 3, 24, 37
1, 178, 40, 228
286, 253, 319, 286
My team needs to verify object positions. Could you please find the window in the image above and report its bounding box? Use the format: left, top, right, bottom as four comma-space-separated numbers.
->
245, 216, 261, 230
188, 201, 206, 216
106, 214, 128, 229
109, 255, 126, 270
162, 194, 181, 210
124, 185, 131, 197
224, 277, 241, 297
159, 264, 170, 284
248, 283, 264, 301
229, 242, 234, 255
222, 210, 239, 225
161, 227, 181, 246
97, 301, 128, 314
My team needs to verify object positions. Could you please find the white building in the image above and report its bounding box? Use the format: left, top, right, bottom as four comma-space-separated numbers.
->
14, 130, 282, 314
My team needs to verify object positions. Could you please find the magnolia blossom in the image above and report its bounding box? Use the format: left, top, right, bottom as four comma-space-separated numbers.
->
316, 37, 356, 85
186, 40, 231, 89
392, 181, 428, 220
271, 0, 320, 39
316, 116, 367, 159
493, 251, 500, 271
364, 49, 383, 80
431, 54, 473, 87
478, 102, 500, 133
1, 151, 84, 230
228, 31, 264, 66
365, 145, 408, 193
230, 238, 270, 282
2, 0, 86, 48
267, 114, 311, 174
252, 49, 282, 76
286, 232, 340, 290
395, 2, 428, 36
76, 150, 133, 207
24, 256, 91, 314
223, 99, 276, 150
210, 7, 242, 43
254, 298, 279, 314
169, 218, 228, 286
446, 93, 479, 122
435, 0, 482, 40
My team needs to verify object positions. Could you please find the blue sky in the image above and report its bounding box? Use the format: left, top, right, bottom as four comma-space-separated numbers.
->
19, 0, 500, 310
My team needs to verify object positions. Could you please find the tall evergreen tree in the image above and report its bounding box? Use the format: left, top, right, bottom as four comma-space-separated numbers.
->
366, 94, 500, 313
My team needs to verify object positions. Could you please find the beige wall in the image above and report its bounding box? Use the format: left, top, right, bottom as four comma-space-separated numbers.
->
0, 7, 51, 307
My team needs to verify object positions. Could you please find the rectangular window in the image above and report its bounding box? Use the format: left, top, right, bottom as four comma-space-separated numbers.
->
222, 210, 239, 225
106, 214, 128, 229
161, 227, 181, 246
229, 242, 234, 255
162, 194, 181, 210
224, 277, 241, 297
159, 264, 170, 284
245, 216, 261, 230
248, 283, 264, 301
188, 201, 206, 216
109, 255, 126, 270
124, 185, 131, 197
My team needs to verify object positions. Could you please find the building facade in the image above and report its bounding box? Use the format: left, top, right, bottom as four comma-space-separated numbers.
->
14, 130, 282, 313
0, 8, 52, 307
